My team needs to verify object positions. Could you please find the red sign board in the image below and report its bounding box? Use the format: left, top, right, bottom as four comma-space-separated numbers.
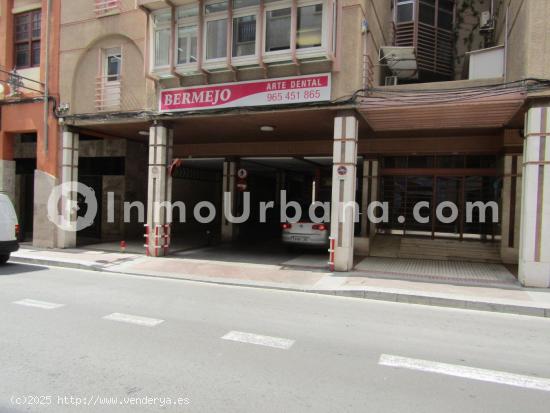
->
159, 73, 331, 113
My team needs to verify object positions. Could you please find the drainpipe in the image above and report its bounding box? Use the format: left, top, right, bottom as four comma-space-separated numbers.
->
43, 0, 52, 153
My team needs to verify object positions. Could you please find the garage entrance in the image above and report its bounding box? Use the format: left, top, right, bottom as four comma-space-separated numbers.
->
171, 157, 335, 242
169, 156, 342, 268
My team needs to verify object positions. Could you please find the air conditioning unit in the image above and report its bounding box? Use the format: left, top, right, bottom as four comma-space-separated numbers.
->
480, 11, 494, 32
385, 76, 398, 86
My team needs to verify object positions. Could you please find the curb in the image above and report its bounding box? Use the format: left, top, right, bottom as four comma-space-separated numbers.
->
9, 256, 104, 272
9, 256, 550, 319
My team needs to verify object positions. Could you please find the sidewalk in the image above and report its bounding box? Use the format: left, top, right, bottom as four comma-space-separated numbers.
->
9, 247, 550, 318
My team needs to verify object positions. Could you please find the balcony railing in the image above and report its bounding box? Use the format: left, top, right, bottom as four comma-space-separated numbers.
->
95, 0, 120, 16
95, 75, 121, 112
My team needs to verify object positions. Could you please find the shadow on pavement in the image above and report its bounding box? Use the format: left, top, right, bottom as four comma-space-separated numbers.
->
0, 262, 48, 276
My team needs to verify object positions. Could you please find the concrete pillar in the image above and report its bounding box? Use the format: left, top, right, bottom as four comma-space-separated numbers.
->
221, 159, 237, 242
57, 128, 79, 248
519, 105, 550, 287
32, 170, 58, 248
0, 160, 16, 204
356, 158, 379, 255
146, 124, 173, 257
0, 130, 15, 204
500, 153, 522, 264
330, 112, 359, 271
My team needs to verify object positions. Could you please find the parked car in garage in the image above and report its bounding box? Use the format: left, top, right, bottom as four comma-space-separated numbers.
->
0, 194, 19, 264
281, 221, 330, 249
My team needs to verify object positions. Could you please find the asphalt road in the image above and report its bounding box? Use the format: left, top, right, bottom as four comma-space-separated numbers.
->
1, 263, 550, 413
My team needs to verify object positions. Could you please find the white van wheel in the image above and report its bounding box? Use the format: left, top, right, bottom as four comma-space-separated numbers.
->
0, 254, 9, 264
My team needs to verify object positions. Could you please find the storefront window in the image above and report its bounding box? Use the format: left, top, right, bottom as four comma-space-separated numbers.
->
233, 15, 256, 57
297, 4, 323, 49
265, 8, 291, 52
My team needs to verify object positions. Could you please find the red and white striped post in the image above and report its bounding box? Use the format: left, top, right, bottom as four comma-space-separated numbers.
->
328, 237, 336, 273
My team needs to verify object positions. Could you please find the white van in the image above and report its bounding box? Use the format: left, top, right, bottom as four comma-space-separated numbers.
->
0, 193, 19, 264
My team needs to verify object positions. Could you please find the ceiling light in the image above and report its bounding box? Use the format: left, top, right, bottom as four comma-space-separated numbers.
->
260, 125, 275, 132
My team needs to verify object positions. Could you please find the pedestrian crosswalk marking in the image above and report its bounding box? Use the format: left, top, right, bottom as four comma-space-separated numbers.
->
222, 331, 295, 350
13, 299, 65, 310
379, 354, 550, 392
103, 313, 165, 327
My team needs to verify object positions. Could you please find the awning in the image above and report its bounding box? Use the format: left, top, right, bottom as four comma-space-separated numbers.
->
358, 86, 526, 132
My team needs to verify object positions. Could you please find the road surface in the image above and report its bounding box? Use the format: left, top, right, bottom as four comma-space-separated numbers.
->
1, 263, 549, 412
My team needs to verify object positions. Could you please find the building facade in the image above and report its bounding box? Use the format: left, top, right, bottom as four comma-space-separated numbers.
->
1, 0, 549, 287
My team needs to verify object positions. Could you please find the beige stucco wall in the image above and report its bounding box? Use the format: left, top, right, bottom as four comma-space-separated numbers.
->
59, 0, 147, 115
524, 0, 550, 81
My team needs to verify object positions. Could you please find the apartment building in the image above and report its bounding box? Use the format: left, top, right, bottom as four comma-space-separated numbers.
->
0, 0, 61, 247
1, 0, 549, 287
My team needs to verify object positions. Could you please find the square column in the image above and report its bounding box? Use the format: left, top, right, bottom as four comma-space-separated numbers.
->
0, 160, 15, 204
519, 106, 550, 287
146, 124, 173, 257
57, 128, 79, 248
221, 160, 237, 242
500, 153, 522, 264
330, 112, 359, 271
0, 131, 16, 215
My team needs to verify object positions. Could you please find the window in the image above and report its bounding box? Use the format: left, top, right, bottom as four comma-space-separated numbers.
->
151, 0, 329, 72
438, 6, 453, 30
14, 10, 41, 69
234, 0, 259, 8
265, 7, 291, 52
206, 19, 227, 59
176, 5, 199, 65
204, 1, 228, 61
233, 15, 256, 57
205, 0, 228, 14
419, 0, 435, 25
396, 0, 414, 23
105, 48, 121, 81
153, 10, 171, 68
178, 26, 198, 64
95, 0, 120, 15
297, 4, 323, 49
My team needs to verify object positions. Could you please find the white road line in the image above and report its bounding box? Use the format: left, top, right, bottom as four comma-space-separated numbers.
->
379, 354, 550, 392
103, 313, 165, 327
13, 299, 65, 310
222, 331, 295, 350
